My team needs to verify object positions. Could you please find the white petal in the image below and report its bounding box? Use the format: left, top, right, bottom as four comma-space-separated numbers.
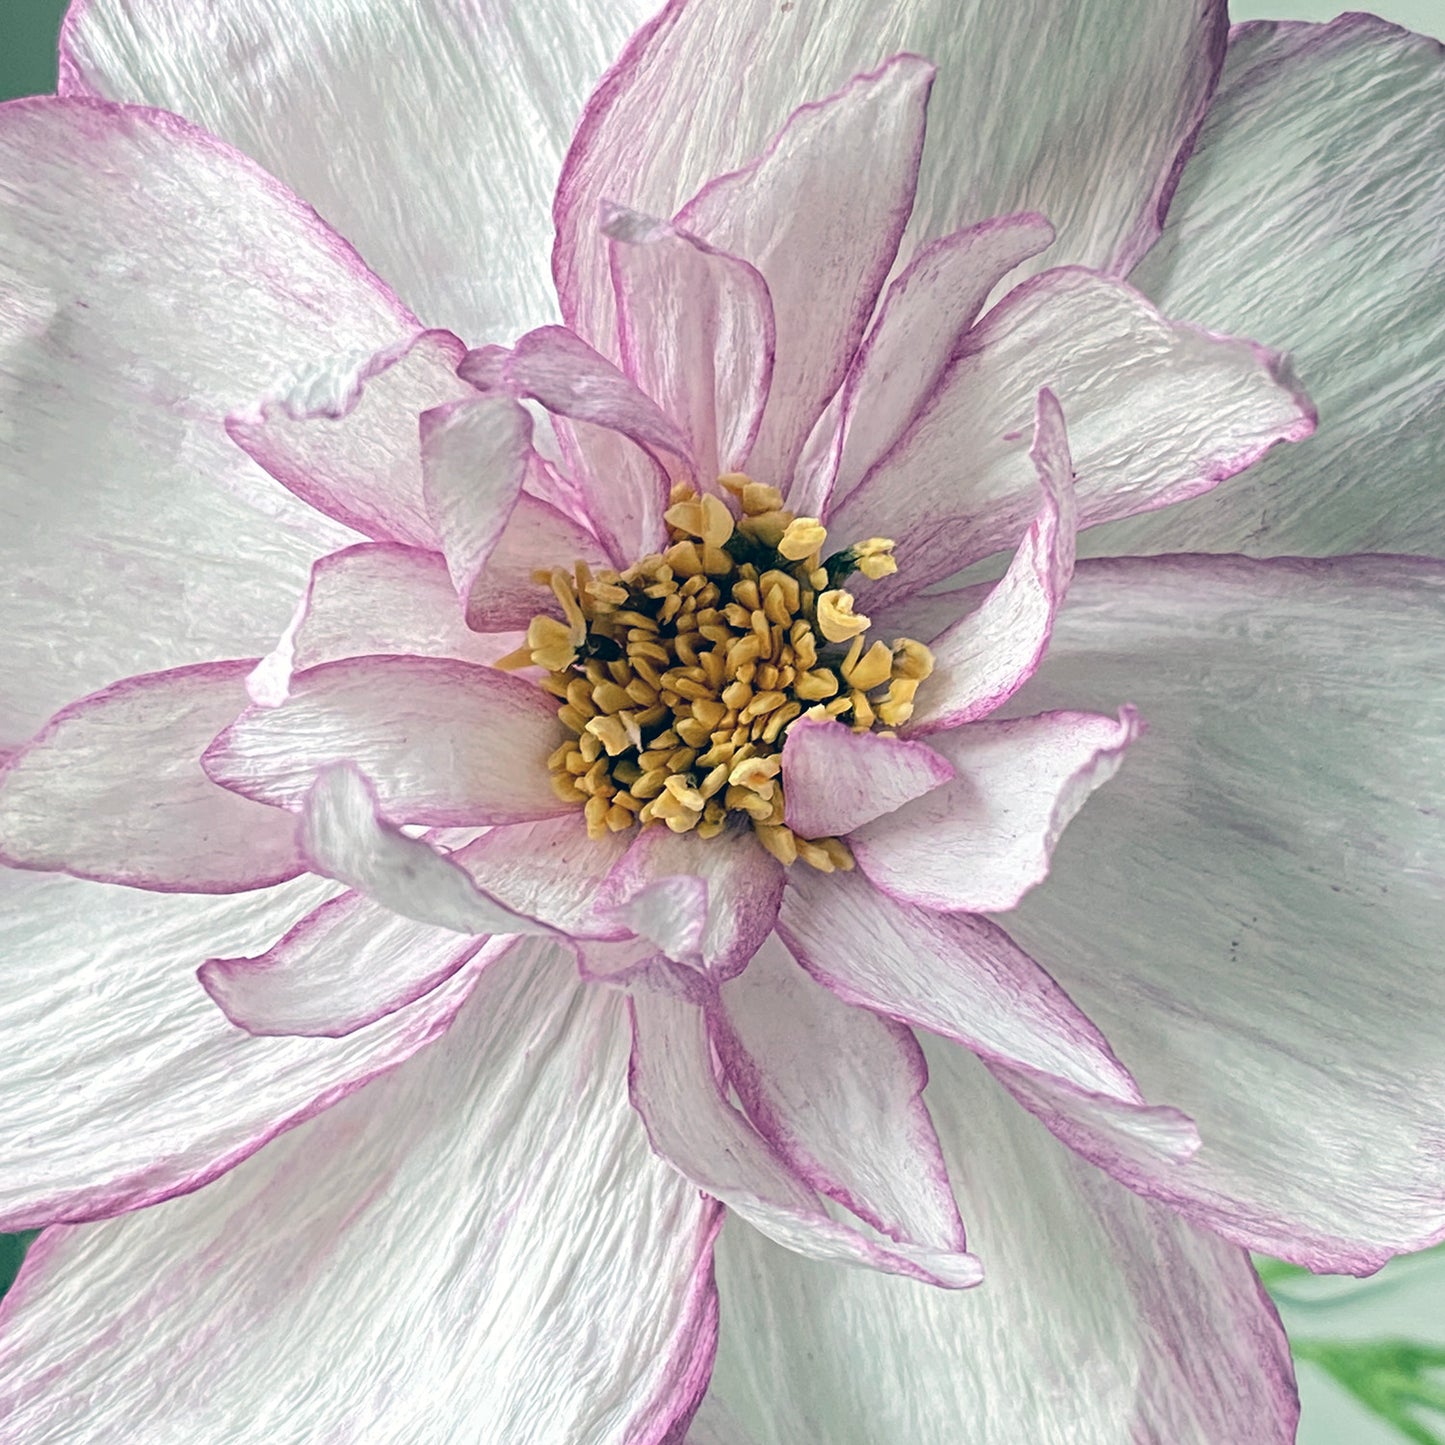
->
1102, 17, 1445, 557
702, 1040, 1297, 1445
0, 944, 722, 1444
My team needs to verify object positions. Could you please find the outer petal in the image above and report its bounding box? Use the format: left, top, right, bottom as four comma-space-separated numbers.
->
1001, 555, 1445, 1269
853, 710, 1141, 916
0, 944, 722, 1445
780, 719, 954, 840
628, 988, 982, 1289
605, 204, 775, 484
61, 0, 658, 341
904, 389, 1076, 733
673, 55, 934, 491
0, 97, 414, 741
709, 934, 967, 1254
202, 655, 568, 826
1106, 16, 1445, 558
0, 868, 500, 1230
831, 267, 1314, 606
702, 1041, 1297, 1445
555, 0, 1229, 347
227, 328, 472, 548
0, 662, 303, 893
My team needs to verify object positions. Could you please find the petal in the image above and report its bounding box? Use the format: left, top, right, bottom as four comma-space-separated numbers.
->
853, 709, 1141, 915
702, 1040, 1297, 1445
830, 267, 1314, 606
709, 934, 967, 1254
202, 655, 568, 827
780, 719, 954, 840
0, 944, 722, 1443
904, 389, 1076, 733
1104, 16, 1445, 557
247, 542, 521, 706
672, 55, 934, 491
1001, 554, 1445, 1269
820, 213, 1057, 513
628, 987, 982, 1288
604, 204, 775, 484
0, 867, 498, 1229
200, 887, 494, 1039
555, 0, 1229, 349
227, 328, 472, 548
0, 97, 416, 740
599, 824, 786, 979
61, 0, 658, 341
0, 662, 303, 893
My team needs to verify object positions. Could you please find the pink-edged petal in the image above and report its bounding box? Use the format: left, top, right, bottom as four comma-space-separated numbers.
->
628, 988, 982, 1288
780, 719, 954, 840
0, 96, 422, 741
709, 934, 967, 1254
0, 867, 506, 1230
247, 543, 521, 706
606, 875, 710, 970
203, 655, 568, 827
604, 203, 775, 483
227, 328, 471, 548
0, 661, 302, 893
905, 389, 1076, 733
673, 55, 934, 492
703, 1041, 1296, 1445
853, 709, 1141, 915
599, 824, 786, 979
821, 213, 1057, 513
62, 0, 658, 342
1000, 554, 1445, 1270
1112, 16, 1445, 559
200, 887, 496, 1040
555, 1, 1230, 354
831, 267, 1315, 606
0, 943, 722, 1443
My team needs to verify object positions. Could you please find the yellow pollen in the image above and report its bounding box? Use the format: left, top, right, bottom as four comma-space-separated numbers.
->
512, 479, 934, 868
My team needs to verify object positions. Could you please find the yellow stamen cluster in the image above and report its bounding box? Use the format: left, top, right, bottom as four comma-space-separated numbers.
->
499, 476, 934, 870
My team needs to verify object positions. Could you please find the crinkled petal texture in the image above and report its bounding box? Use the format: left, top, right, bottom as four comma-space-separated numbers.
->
0, 96, 423, 741
1102, 16, 1445, 558
555, 0, 1229, 347
1001, 555, 1445, 1270
0, 944, 721, 1445
60, 0, 658, 340
701, 1040, 1296, 1444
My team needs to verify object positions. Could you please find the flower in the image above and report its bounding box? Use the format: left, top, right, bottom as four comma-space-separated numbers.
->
1, 1, 1443, 1441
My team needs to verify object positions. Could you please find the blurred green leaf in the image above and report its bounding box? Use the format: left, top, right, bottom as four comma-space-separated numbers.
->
1291, 1338, 1445, 1445
0, 1232, 38, 1300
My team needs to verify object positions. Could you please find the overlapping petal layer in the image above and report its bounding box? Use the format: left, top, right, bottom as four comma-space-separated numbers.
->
0, 945, 721, 1444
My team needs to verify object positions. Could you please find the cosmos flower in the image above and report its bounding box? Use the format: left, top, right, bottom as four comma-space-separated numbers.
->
0, 1, 1442, 1441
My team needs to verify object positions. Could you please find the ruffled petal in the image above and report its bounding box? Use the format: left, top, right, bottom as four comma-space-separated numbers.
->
709, 934, 966, 1253
0, 944, 722, 1444
904, 389, 1076, 733
628, 988, 982, 1288
1002, 554, 1445, 1269
0, 868, 497, 1229
701, 1040, 1296, 1445
61, 0, 658, 340
555, 0, 1229, 349
853, 710, 1140, 915
830, 267, 1314, 605
227, 328, 471, 548
0, 97, 417, 740
604, 204, 775, 484
203, 655, 568, 826
1104, 16, 1445, 557
673, 55, 934, 491
0, 662, 303, 893
780, 720, 954, 840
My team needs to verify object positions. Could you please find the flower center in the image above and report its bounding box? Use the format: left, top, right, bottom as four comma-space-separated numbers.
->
500, 475, 933, 871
